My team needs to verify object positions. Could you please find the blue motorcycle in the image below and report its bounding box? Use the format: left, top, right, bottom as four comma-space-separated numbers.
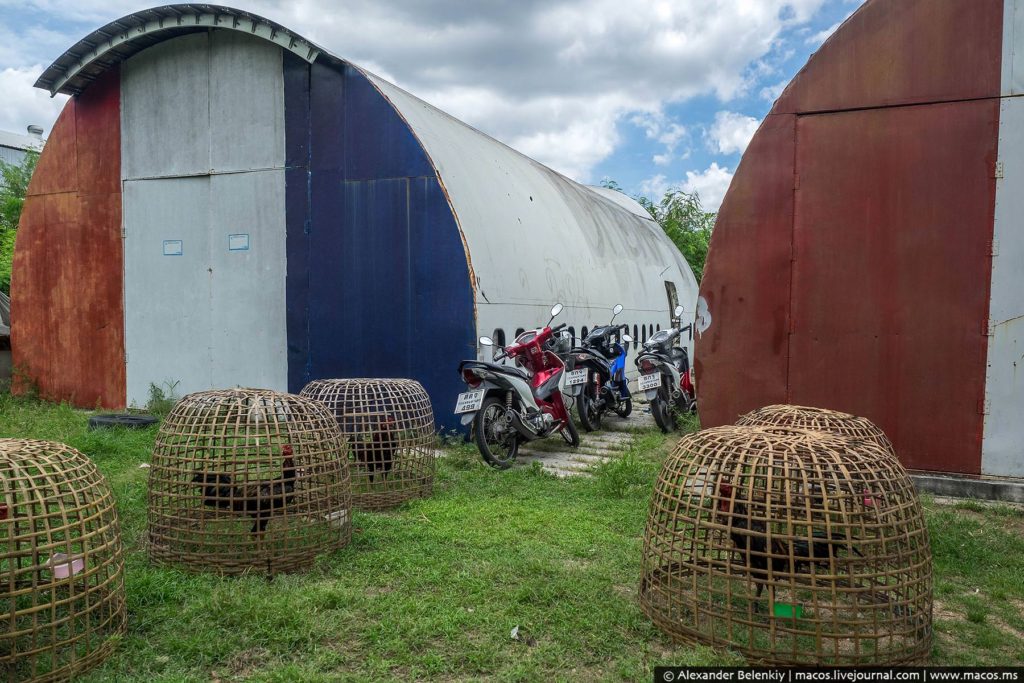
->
566, 304, 634, 432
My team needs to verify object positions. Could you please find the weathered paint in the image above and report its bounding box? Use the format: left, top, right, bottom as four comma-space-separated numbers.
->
121, 32, 288, 406
774, 0, 1003, 114
983, 59, 1024, 475
283, 59, 475, 432
11, 68, 125, 407
698, 0, 1014, 475
694, 114, 795, 427
789, 100, 998, 473
26, 6, 698, 431
365, 74, 698, 368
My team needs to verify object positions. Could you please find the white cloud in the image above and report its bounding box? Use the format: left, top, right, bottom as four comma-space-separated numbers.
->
682, 162, 734, 211
638, 174, 670, 199
0, 0, 829, 181
760, 79, 788, 102
631, 110, 689, 166
806, 20, 842, 46
706, 111, 760, 156
0, 66, 67, 136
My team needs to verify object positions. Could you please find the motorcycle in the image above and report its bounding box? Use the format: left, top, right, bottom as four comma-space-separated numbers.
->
456, 303, 580, 468
567, 304, 634, 432
635, 305, 696, 433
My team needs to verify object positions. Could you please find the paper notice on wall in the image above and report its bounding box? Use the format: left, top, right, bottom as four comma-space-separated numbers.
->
162, 240, 183, 256
228, 233, 250, 251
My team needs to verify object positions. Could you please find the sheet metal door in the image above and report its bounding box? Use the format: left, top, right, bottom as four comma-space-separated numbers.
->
123, 177, 212, 404
789, 100, 998, 474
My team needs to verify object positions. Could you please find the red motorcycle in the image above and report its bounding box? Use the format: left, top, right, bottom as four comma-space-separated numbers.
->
456, 303, 580, 468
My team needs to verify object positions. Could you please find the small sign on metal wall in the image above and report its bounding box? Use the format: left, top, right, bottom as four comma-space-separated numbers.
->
228, 234, 250, 252
162, 240, 183, 256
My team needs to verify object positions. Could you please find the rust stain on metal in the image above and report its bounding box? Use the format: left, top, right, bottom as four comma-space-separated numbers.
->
775, 0, 1003, 115
11, 68, 125, 408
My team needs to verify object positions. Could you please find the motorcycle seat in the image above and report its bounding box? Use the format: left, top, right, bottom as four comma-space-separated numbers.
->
460, 360, 532, 381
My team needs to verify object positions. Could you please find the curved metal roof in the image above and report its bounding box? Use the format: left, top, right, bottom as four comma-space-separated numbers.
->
37, 4, 697, 321
35, 4, 330, 96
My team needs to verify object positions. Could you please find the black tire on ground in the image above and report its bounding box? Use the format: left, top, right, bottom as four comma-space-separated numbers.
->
474, 397, 519, 469
650, 391, 673, 434
577, 384, 602, 432
561, 412, 580, 447
88, 414, 159, 430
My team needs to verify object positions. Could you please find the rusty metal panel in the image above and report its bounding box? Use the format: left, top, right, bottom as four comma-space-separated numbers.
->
694, 114, 796, 427
982, 94, 1024, 476
25, 102, 77, 196
789, 100, 998, 474
775, 0, 1003, 115
11, 68, 124, 408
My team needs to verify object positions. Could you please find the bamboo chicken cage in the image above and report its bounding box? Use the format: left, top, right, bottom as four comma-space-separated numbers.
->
1, 439, 126, 682
639, 425, 932, 665
146, 389, 351, 576
736, 404, 896, 459
300, 379, 436, 511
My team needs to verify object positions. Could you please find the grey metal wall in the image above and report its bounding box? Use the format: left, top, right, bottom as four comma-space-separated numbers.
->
121, 31, 288, 406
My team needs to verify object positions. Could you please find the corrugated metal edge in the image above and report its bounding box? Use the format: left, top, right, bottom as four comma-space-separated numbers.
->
350, 65, 480, 333
36, 4, 325, 96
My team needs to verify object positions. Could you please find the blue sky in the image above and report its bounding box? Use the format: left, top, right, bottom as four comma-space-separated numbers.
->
0, 0, 864, 210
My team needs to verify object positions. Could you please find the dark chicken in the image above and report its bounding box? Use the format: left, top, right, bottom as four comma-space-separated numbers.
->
192, 445, 297, 535
356, 415, 398, 483
716, 482, 862, 611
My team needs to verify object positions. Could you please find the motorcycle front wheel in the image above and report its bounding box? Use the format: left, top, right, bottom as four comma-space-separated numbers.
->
475, 397, 519, 469
560, 412, 581, 447
577, 383, 603, 432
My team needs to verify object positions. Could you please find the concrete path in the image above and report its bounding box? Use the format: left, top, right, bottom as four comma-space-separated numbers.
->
514, 404, 656, 478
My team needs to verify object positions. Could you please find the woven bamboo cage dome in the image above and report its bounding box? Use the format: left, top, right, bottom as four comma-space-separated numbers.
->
1, 439, 126, 682
300, 378, 435, 511
640, 425, 932, 665
736, 404, 896, 459
147, 389, 351, 576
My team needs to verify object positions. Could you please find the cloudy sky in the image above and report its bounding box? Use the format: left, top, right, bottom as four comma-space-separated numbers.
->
0, 0, 863, 210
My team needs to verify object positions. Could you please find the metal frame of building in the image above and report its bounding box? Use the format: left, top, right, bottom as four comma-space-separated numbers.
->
697, 0, 1023, 477
13, 4, 697, 430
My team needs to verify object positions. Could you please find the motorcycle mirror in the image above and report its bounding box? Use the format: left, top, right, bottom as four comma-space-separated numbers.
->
612, 304, 623, 315
479, 336, 494, 346
550, 303, 564, 318
673, 304, 684, 317
622, 333, 633, 343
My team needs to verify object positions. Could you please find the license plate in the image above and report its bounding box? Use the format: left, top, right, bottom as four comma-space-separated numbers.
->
454, 389, 485, 414
566, 369, 588, 386
638, 373, 662, 392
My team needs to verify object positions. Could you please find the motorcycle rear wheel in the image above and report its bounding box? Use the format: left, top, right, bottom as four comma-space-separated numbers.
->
475, 397, 519, 469
577, 384, 603, 432
650, 390, 674, 434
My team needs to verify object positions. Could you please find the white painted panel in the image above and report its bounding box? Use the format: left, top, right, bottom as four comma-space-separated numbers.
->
209, 170, 288, 391
209, 31, 285, 173
364, 73, 699, 351
121, 33, 210, 179
982, 95, 1024, 476
1003, 0, 1024, 95
123, 177, 212, 406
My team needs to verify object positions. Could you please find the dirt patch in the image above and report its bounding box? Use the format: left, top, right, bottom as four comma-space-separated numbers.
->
933, 599, 960, 623
215, 647, 272, 680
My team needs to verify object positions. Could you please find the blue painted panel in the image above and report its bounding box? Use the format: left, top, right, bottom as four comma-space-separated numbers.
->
343, 67, 434, 181
284, 60, 474, 431
284, 53, 312, 390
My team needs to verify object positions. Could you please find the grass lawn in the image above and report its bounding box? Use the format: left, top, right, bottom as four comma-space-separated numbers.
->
1, 394, 1023, 680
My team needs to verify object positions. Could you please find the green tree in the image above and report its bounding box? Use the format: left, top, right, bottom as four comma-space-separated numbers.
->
0, 150, 38, 294
602, 179, 715, 281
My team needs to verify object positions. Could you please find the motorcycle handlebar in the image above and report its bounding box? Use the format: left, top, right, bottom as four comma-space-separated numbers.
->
552, 323, 567, 333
